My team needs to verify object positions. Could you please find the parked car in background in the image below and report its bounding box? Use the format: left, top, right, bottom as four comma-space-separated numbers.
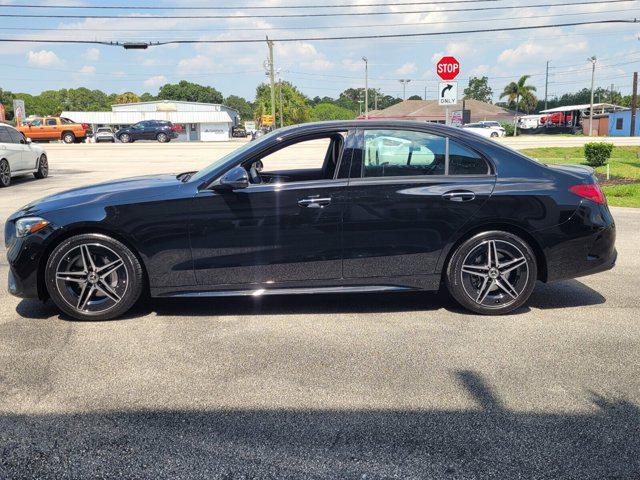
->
18, 116, 89, 144
115, 121, 178, 143
478, 121, 502, 128
94, 127, 116, 143
232, 125, 247, 138
5, 121, 616, 320
518, 115, 545, 130
0, 123, 48, 187
462, 122, 506, 138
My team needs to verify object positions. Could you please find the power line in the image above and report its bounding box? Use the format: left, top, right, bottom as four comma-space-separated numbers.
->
0, 0, 506, 9
0, 7, 636, 35
0, 0, 633, 19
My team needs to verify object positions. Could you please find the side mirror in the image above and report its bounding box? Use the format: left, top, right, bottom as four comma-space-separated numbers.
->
26, 138, 32, 144
214, 165, 249, 191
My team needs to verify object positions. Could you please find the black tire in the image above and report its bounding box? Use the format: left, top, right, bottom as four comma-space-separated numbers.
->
45, 233, 144, 321
156, 132, 168, 143
490, 132, 499, 138
33, 154, 48, 179
62, 131, 75, 144
119, 133, 131, 143
0, 159, 10, 187
446, 231, 537, 315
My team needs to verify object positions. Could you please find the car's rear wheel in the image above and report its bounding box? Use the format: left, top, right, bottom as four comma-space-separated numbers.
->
119, 133, 131, 143
45, 233, 144, 321
156, 133, 168, 143
446, 231, 537, 315
0, 159, 10, 187
490, 132, 499, 138
34, 154, 48, 179
62, 132, 75, 144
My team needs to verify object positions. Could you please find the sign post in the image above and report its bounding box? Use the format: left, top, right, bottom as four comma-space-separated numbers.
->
436, 56, 460, 126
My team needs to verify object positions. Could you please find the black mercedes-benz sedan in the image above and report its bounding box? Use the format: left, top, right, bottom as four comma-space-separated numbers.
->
5, 121, 616, 320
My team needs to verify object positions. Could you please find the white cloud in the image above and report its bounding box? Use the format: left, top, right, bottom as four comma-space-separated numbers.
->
395, 62, 417, 75
144, 75, 168, 88
83, 48, 100, 62
79, 65, 96, 75
177, 55, 216, 74
498, 40, 587, 66
431, 52, 444, 64
27, 50, 63, 67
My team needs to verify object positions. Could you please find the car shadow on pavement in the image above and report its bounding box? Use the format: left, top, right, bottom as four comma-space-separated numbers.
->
0, 370, 637, 479
15, 278, 606, 322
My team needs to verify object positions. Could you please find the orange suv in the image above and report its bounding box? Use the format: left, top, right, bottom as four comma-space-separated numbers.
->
18, 117, 89, 144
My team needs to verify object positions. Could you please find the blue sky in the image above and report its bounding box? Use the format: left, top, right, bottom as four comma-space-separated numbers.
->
0, 0, 639, 103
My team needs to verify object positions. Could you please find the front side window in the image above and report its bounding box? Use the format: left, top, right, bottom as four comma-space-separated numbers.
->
45, 118, 57, 126
30, 118, 42, 127
363, 129, 446, 177
7, 128, 25, 144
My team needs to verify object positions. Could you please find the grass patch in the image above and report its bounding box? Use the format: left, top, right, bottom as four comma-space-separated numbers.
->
602, 184, 640, 208
520, 146, 640, 207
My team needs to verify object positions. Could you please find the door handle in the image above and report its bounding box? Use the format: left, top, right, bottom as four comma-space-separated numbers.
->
298, 197, 331, 208
442, 190, 476, 202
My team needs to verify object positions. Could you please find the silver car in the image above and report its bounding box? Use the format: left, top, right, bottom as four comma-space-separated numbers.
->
0, 123, 48, 187
94, 127, 115, 143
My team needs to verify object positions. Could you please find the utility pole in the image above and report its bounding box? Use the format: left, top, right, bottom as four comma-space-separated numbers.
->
398, 79, 411, 100
544, 60, 549, 111
278, 74, 284, 128
424, 85, 427, 101
266, 36, 276, 128
631, 72, 638, 137
588, 56, 597, 136
610, 83, 615, 103
362, 56, 369, 119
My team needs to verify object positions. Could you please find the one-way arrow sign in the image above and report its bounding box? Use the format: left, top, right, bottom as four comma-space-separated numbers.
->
438, 81, 458, 106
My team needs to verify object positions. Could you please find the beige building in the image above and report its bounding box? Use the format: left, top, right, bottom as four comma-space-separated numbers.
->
360, 99, 516, 124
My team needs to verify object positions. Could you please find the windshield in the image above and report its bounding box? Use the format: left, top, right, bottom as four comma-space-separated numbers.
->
189, 129, 280, 183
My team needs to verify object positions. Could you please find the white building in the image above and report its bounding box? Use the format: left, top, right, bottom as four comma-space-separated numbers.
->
62, 100, 240, 142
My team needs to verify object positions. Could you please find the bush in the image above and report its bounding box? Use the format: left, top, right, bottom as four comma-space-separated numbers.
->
500, 122, 517, 136
584, 142, 614, 167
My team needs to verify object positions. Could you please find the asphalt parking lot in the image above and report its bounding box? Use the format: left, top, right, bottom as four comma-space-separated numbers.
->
1, 143, 639, 479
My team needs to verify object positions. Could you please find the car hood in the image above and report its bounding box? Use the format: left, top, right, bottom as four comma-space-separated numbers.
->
12, 173, 183, 219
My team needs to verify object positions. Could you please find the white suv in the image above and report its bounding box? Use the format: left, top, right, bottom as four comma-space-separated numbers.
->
462, 122, 506, 138
0, 123, 48, 187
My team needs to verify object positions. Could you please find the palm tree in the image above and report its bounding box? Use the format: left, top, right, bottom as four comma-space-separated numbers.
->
500, 75, 537, 136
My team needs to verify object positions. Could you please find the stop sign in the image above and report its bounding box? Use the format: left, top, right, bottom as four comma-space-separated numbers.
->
436, 56, 460, 81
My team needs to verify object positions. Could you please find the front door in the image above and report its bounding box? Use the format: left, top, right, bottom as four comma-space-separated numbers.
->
343, 128, 496, 278
190, 132, 351, 287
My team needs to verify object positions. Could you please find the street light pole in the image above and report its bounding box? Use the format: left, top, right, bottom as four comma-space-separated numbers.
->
362, 56, 368, 119
588, 56, 597, 136
266, 36, 276, 128
544, 60, 549, 111
398, 79, 411, 100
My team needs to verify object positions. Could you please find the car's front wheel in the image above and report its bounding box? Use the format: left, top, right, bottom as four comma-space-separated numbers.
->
45, 233, 144, 321
34, 154, 48, 179
446, 231, 537, 315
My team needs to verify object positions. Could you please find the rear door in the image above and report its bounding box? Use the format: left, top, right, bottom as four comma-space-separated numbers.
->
0, 126, 23, 171
44, 117, 60, 140
343, 127, 496, 278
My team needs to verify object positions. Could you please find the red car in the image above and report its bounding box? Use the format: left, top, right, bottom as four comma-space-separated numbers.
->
541, 112, 573, 126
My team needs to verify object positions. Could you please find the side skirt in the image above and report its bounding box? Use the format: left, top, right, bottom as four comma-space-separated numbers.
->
156, 285, 416, 298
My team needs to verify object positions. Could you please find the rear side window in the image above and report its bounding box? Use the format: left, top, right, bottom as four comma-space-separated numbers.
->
45, 118, 57, 126
448, 140, 489, 175
0, 127, 13, 143
363, 129, 446, 177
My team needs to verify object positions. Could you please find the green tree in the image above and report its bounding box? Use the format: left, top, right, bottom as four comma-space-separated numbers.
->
407, 95, 423, 100
114, 92, 141, 104
464, 76, 493, 103
224, 95, 254, 121
310, 103, 356, 121
500, 75, 537, 135
157, 80, 223, 104
140, 92, 156, 102
254, 81, 310, 126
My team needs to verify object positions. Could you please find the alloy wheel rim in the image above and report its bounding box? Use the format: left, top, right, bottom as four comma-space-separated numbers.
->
55, 243, 128, 314
460, 239, 529, 308
0, 161, 9, 185
40, 156, 48, 175
159, 134, 167, 142
64, 134, 73, 143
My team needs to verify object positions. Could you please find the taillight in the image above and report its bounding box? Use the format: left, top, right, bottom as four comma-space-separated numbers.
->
169, 126, 175, 131
569, 184, 606, 204
81, 123, 87, 130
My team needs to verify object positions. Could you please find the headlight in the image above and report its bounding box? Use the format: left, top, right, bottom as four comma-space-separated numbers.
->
15, 217, 49, 238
